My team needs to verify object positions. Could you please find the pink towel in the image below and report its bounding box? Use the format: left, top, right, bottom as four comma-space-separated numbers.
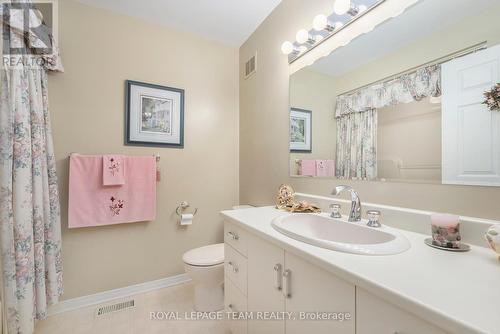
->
300, 160, 316, 176
69, 154, 156, 228
103, 155, 125, 185
316, 160, 335, 177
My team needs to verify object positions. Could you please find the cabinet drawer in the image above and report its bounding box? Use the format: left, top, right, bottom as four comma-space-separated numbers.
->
224, 222, 248, 256
225, 277, 248, 334
356, 288, 448, 334
225, 244, 248, 295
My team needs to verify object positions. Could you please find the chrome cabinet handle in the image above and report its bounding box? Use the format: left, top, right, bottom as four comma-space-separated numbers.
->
227, 231, 239, 240
228, 261, 239, 273
274, 264, 282, 291
283, 269, 291, 298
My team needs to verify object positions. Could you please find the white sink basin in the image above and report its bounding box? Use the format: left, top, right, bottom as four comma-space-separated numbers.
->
271, 213, 410, 255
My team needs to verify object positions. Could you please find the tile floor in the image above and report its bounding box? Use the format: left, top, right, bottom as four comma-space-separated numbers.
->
35, 283, 230, 334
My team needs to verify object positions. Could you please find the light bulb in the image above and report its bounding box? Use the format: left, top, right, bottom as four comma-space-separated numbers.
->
359, 5, 367, 13
334, 21, 344, 30
313, 14, 328, 31
334, 0, 351, 15
299, 45, 308, 53
281, 41, 294, 55
296, 29, 310, 44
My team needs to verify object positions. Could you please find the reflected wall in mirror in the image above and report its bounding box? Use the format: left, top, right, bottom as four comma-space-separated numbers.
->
289, 0, 500, 186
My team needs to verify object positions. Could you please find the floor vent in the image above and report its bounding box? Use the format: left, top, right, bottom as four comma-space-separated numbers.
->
245, 53, 257, 79
96, 299, 135, 316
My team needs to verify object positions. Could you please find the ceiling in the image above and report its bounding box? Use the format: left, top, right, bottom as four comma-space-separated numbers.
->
310, 0, 500, 77
76, 0, 282, 46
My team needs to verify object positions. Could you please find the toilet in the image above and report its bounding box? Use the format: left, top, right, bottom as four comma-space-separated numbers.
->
183, 243, 224, 312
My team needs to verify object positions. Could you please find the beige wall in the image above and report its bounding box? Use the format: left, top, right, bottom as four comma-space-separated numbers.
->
240, 1, 500, 220
49, 0, 238, 299
289, 68, 336, 175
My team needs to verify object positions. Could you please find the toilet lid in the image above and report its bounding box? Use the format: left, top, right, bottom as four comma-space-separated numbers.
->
183, 243, 224, 266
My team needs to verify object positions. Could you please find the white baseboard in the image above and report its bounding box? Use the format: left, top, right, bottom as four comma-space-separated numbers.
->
48, 274, 191, 316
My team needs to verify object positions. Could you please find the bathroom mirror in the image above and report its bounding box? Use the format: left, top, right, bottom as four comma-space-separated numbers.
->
289, 0, 500, 186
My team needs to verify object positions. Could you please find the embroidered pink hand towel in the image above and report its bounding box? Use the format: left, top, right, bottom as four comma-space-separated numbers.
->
103, 155, 125, 185
316, 159, 335, 177
300, 160, 316, 176
69, 154, 156, 228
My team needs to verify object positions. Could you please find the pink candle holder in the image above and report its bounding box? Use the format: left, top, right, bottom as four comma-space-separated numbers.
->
430, 213, 461, 249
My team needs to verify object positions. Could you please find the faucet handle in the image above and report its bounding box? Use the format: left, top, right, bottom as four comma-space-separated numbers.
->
367, 210, 381, 228
330, 204, 342, 218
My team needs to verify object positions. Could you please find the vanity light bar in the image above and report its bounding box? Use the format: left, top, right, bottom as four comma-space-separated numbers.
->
281, 0, 385, 63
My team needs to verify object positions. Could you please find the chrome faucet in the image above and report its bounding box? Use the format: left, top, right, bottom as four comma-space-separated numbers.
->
331, 185, 362, 222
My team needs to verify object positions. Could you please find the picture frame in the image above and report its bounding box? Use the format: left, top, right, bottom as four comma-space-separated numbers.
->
290, 108, 312, 153
125, 80, 184, 148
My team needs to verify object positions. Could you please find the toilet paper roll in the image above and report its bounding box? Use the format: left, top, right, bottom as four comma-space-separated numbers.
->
180, 213, 193, 226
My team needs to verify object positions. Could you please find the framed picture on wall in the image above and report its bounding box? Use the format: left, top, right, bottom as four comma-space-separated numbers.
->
125, 80, 184, 148
290, 108, 312, 153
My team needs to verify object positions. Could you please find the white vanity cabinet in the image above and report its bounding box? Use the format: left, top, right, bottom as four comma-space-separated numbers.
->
224, 220, 448, 334
225, 221, 355, 334
356, 288, 448, 334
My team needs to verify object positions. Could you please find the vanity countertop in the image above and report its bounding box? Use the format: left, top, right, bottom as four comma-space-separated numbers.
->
221, 206, 500, 334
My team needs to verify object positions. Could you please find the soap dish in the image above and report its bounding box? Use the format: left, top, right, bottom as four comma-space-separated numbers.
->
424, 238, 471, 252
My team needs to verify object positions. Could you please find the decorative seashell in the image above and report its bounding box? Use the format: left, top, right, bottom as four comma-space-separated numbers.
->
276, 184, 296, 209
275, 184, 321, 213
485, 224, 500, 260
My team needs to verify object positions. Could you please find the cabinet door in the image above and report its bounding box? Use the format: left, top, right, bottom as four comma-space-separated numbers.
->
356, 288, 448, 334
284, 252, 355, 334
247, 234, 285, 334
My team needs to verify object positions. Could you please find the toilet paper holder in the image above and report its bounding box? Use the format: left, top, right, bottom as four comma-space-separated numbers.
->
176, 201, 198, 217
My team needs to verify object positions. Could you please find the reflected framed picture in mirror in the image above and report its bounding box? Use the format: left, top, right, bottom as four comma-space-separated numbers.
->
290, 108, 312, 153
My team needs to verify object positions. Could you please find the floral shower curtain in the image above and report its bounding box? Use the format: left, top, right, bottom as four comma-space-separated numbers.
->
334, 65, 441, 180
335, 109, 378, 180
0, 1, 63, 333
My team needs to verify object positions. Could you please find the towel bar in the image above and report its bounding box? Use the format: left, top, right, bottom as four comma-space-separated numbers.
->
68, 153, 161, 160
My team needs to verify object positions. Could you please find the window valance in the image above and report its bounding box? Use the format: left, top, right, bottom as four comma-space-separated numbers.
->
335, 64, 441, 118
